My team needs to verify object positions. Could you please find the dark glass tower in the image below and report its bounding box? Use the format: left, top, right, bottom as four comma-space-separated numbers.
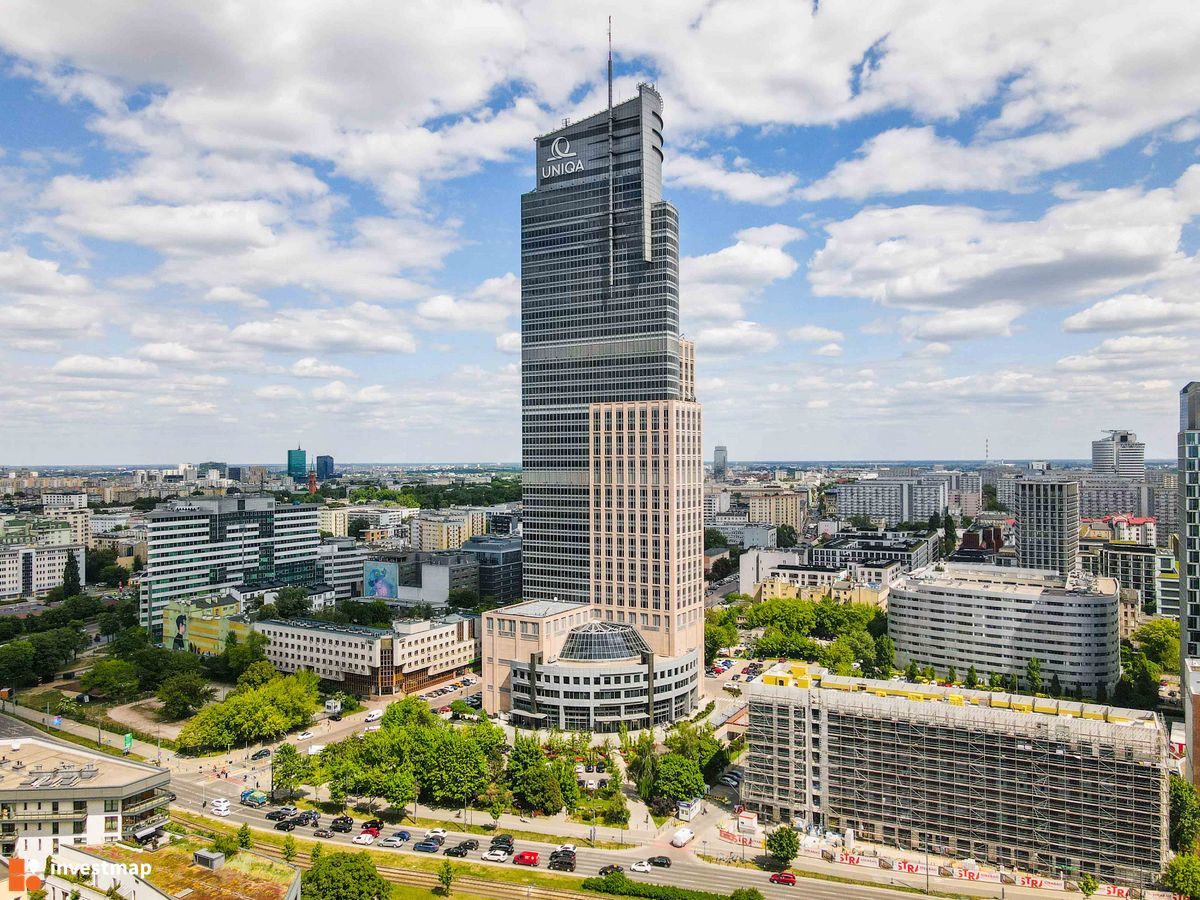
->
520, 84, 688, 605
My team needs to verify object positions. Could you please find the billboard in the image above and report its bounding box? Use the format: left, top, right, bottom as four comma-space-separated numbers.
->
363, 561, 399, 599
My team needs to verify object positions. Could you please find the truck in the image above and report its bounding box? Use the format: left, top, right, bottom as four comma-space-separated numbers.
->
240, 789, 268, 808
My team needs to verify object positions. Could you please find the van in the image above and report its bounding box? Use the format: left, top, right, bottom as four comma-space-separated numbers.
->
308, 744, 326, 756
364, 709, 383, 723
670, 828, 694, 848
211, 799, 231, 817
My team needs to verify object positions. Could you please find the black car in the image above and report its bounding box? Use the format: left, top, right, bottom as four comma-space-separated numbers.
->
251, 748, 271, 760
364, 818, 385, 831
595, 762, 606, 773
585, 763, 595, 773
491, 833, 514, 844
313, 828, 334, 838
330, 714, 342, 721
599, 865, 624, 876
548, 856, 576, 872
458, 839, 479, 851
265, 810, 289, 821
550, 850, 576, 861
444, 845, 470, 857
427, 834, 446, 846
648, 856, 671, 868
331, 821, 354, 833
332, 815, 353, 826
273, 820, 296, 831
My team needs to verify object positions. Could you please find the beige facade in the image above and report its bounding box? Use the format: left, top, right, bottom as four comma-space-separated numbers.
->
45, 507, 94, 549
413, 510, 486, 551
748, 492, 807, 530
318, 506, 351, 537
588, 396, 704, 660
481, 599, 595, 714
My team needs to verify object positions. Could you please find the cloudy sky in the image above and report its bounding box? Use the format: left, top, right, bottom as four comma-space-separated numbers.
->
2, 1, 1199, 464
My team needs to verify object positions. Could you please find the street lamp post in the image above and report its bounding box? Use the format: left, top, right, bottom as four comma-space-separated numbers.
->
924, 842, 930, 895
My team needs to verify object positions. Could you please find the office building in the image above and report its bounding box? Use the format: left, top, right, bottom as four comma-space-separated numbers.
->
254, 614, 479, 697
161, 594, 250, 655
1014, 478, 1079, 575
889, 563, 1120, 694
744, 663, 1168, 888
517, 82, 703, 686
41, 493, 88, 510
1092, 430, 1146, 478
1159, 549, 1180, 618
286, 446, 306, 481
810, 529, 940, 572
713, 445, 728, 478
1100, 541, 1158, 613
748, 492, 807, 530
364, 549, 479, 608
317, 537, 368, 599
140, 496, 319, 639
226, 465, 245, 482
0, 544, 86, 599
461, 534, 522, 602
703, 489, 731, 519
315, 455, 334, 481
828, 479, 947, 526
1180, 383, 1200, 785
0, 736, 171, 871
481, 599, 698, 731
743, 523, 777, 549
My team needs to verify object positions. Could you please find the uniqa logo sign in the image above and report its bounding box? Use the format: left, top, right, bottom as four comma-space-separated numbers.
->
542, 136, 584, 178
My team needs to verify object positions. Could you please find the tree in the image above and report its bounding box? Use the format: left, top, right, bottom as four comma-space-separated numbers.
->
272, 743, 311, 798
873, 635, 895, 679
273, 586, 311, 618
302, 852, 391, 900
942, 511, 957, 555
225, 631, 270, 678
1077, 873, 1098, 898
776, 524, 797, 548
904, 660, 920, 682
438, 861, 455, 896
81, 659, 140, 701
765, 825, 799, 866
704, 623, 737, 667
653, 753, 705, 803
1163, 853, 1200, 899
730, 891, 765, 900
1025, 657, 1042, 694
1049, 673, 1063, 697
348, 518, 371, 539
1171, 775, 1200, 851
282, 834, 297, 863
447, 589, 479, 609
237, 823, 252, 849
946, 665, 957, 685
236, 660, 279, 692
158, 672, 216, 719
212, 834, 240, 858
704, 528, 729, 548
1134, 619, 1181, 670
61, 551, 81, 597
310, 842, 323, 864
602, 791, 630, 826
965, 666, 978, 689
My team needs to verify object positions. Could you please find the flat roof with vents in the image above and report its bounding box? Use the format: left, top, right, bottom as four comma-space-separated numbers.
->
0, 737, 167, 795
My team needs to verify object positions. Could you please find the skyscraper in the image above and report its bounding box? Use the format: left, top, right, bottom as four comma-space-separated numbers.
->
713, 445, 728, 478
287, 445, 306, 480
1180, 384, 1200, 657
1014, 477, 1080, 575
316, 455, 334, 481
1092, 429, 1146, 478
519, 82, 704, 663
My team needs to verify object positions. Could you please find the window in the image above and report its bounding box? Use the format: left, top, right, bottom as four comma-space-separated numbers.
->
104, 816, 118, 833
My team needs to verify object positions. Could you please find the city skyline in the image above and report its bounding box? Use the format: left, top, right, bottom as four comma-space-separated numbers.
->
2, 3, 1200, 464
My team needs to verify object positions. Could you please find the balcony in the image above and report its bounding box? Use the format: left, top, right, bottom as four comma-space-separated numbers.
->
122, 811, 168, 838
0, 808, 88, 822
122, 792, 171, 816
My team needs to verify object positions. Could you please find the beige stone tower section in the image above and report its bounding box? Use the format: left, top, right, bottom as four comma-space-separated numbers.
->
587, 339, 704, 659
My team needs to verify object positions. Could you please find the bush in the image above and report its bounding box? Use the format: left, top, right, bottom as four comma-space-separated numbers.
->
582, 872, 726, 900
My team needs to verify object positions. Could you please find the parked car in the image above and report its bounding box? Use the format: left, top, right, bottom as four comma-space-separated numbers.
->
513, 851, 539, 867
482, 848, 510, 862
648, 856, 671, 868
413, 841, 440, 853
769, 872, 797, 886
313, 828, 334, 838
599, 865, 624, 876
329, 714, 342, 721
250, 748, 271, 760
352, 832, 375, 845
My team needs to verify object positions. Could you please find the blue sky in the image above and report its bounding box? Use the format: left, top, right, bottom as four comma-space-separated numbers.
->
1, 1, 1199, 464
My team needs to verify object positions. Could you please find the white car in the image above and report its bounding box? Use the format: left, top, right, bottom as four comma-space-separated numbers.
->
297, 731, 314, 741
352, 833, 375, 845
585, 779, 597, 791
278, 804, 298, 815
556, 844, 577, 854
631, 860, 652, 873
425, 828, 448, 840
482, 848, 510, 862
379, 835, 405, 847
364, 709, 384, 723
211, 799, 231, 817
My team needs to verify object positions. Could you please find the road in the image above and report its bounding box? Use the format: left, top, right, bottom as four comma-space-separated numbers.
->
705, 581, 739, 608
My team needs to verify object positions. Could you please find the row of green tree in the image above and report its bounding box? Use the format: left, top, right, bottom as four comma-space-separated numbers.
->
347, 475, 521, 509
176, 666, 319, 751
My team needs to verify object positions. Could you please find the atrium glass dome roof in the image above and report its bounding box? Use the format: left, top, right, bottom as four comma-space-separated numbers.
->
558, 621, 652, 661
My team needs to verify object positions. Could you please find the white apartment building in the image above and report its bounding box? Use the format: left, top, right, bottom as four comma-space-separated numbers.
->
1092, 429, 1146, 478
0, 544, 86, 599
738, 548, 804, 594
888, 563, 1120, 694
41, 493, 88, 510
703, 489, 731, 519
317, 537, 368, 599
828, 479, 947, 526
391, 614, 480, 692
0, 737, 171, 872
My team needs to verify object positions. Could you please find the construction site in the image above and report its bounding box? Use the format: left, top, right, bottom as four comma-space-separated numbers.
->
743, 663, 1169, 888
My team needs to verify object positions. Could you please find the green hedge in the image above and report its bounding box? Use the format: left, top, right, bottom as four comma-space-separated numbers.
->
582, 872, 726, 900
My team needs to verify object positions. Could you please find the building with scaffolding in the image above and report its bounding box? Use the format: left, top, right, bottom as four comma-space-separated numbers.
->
743, 662, 1168, 888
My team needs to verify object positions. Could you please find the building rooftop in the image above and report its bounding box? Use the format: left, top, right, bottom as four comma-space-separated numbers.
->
0, 736, 166, 791
898, 562, 1119, 596
559, 621, 651, 661
490, 598, 585, 619
757, 661, 1162, 733
259, 617, 393, 638
90, 838, 297, 900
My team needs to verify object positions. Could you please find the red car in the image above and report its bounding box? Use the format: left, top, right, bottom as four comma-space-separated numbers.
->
361, 826, 380, 837
769, 872, 797, 886
513, 851, 539, 867
741, 667, 750, 674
